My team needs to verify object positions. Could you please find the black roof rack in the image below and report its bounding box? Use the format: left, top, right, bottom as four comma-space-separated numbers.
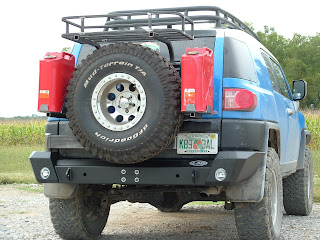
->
62, 6, 259, 62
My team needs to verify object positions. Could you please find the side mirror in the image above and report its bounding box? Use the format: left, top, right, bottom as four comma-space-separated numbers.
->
292, 80, 307, 101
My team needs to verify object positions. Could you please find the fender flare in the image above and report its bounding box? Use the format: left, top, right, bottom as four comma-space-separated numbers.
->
297, 129, 311, 170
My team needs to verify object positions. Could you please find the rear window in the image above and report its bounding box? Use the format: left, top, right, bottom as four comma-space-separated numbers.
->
223, 37, 257, 82
261, 51, 290, 99
77, 30, 216, 65
158, 30, 216, 62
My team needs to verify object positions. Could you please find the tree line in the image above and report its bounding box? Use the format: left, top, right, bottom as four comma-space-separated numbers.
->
0, 115, 46, 121
256, 26, 320, 108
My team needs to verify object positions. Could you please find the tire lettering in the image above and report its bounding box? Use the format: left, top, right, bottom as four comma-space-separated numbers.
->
84, 69, 97, 88
135, 65, 147, 76
84, 62, 135, 88
84, 80, 89, 88
133, 133, 138, 139
94, 124, 148, 143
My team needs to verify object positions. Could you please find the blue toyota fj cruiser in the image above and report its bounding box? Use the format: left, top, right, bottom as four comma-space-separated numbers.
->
30, 6, 313, 240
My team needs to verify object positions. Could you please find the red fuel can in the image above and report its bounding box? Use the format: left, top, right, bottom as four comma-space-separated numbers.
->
181, 47, 214, 113
38, 52, 75, 113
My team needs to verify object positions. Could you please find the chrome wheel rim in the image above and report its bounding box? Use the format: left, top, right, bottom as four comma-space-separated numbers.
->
270, 169, 278, 226
91, 73, 147, 131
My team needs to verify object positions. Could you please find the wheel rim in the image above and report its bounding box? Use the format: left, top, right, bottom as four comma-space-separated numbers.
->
307, 163, 312, 205
91, 73, 147, 131
270, 169, 278, 226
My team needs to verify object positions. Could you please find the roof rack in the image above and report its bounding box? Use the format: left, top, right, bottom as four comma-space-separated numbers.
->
62, 6, 259, 62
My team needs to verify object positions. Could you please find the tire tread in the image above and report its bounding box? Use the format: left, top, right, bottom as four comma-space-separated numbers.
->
235, 148, 283, 240
283, 147, 313, 216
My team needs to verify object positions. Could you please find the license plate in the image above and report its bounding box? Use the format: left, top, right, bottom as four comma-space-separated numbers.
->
177, 133, 218, 154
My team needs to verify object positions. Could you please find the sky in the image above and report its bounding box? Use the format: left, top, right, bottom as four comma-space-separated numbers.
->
0, 0, 319, 117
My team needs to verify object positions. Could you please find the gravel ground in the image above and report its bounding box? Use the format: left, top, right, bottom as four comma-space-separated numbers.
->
0, 184, 319, 240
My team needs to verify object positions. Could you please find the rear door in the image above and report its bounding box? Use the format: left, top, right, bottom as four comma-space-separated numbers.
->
261, 53, 300, 164
269, 60, 300, 163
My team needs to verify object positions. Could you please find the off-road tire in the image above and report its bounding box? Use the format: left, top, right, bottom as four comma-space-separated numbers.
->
49, 185, 109, 240
156, 199, 184, 212
283, 147, 313, 216
235, 148, 283, 240
156, 204, 184, 212
66, 42, 182, 164
151, 192, 186, 212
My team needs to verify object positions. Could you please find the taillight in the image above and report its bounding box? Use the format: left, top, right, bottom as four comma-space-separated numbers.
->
223, 88, 257, 111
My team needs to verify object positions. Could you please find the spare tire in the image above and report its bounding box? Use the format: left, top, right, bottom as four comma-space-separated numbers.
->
66, 42, 182, 164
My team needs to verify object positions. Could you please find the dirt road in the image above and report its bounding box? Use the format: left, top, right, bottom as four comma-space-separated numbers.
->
0, 184, 319, 240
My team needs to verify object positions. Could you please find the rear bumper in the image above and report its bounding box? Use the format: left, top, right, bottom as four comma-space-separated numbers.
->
30, 150, 265, 186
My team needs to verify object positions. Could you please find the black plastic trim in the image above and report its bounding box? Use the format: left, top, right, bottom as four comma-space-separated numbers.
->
297, 128, 311, 170
221, 119, 266, 151
47, 119, 270, 159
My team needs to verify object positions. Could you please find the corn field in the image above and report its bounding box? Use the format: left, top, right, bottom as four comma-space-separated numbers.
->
0, 119, 46, 146
302, 109, 320, 150
0, 110, 319, 149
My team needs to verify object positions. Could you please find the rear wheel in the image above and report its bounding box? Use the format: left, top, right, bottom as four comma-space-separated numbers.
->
49, 185, 109, 240
283, 147, 313, 215
235, 148, 283, 240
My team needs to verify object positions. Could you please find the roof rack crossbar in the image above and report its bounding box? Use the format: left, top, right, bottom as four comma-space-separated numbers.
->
63, 10, 194, 34
107, 6, 259, 41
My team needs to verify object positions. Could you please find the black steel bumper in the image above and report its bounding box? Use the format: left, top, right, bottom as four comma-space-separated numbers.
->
30, 150, 265, 186
29, 118, 273, 187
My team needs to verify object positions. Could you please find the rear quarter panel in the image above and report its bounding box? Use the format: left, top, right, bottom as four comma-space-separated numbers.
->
221, 33, 279, 123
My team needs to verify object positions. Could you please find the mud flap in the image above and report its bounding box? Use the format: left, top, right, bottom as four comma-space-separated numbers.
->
225, 153, 267, 202
44, 183, 79, 199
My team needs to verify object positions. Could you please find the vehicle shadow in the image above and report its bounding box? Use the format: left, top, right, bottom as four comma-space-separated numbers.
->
101, 204, 239, 240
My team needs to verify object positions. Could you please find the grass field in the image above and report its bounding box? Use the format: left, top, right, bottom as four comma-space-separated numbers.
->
0, 111, 319, 202
313, 150, 320, 202
0, 145, 43, 184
